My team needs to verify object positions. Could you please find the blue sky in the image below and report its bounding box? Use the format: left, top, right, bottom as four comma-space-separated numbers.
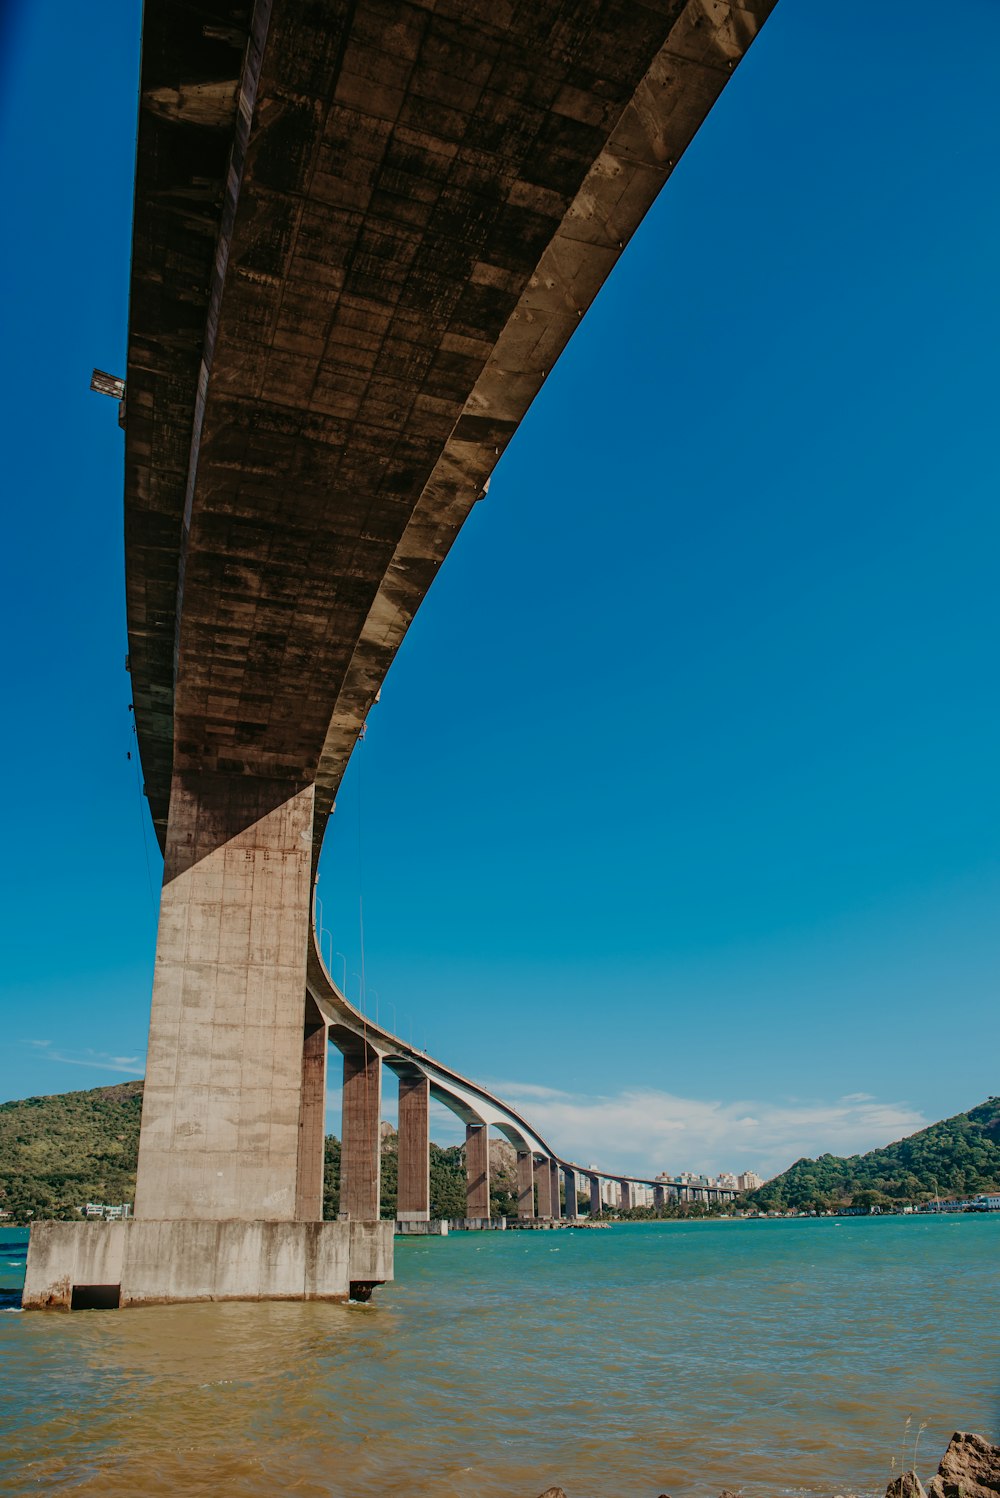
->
1, 1, 997, 1177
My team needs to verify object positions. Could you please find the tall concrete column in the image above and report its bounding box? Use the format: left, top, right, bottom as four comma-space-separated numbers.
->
338, 1034, 381, 1221
294, 997, 328, 1221
653, 1184, 666, 1211
564, 1166, 579, 1220
534, 1155, 552, 1218
134, 774, 315, 1222
589, 1175, 602, 1215
516, 1150, 534, 1219
621, 1180, 633, 1211
550, 1158, 562, 1220
465, 1123, 490, 1218
397, 1072, 430, 1221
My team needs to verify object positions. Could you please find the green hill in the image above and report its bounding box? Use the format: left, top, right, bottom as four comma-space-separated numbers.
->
0, 1082, 522, 1223
752, 1097, 1000, 1211
0, 1081, 144, 1220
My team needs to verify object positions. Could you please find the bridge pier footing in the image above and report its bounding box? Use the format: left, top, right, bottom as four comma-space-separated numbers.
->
23, 1218, 393, 1309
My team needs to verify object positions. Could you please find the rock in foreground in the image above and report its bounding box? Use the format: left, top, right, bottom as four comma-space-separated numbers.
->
927, 1433, 1000, 1498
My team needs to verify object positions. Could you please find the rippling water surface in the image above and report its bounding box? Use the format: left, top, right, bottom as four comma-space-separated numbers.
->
2, 1217, 997, 1497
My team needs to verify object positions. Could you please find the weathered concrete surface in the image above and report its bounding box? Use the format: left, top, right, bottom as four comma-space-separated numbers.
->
397, 1071, 430, 1221
589, 1174, 602, 1215
563, 1166, 579, 1219
534, 1156, 553, 1219
134, 776, 315, 1222
23, 1222, 127, 1309
395, 1218, 448, 1236
465, 1123, 490, 1218
125, 0, 778, 860
295, 998, 328, 1221
336, 1030, 382, 1221
24, 1220, 392, 1308
550, 1159, 562, 1220
516, 1150, 535, 1219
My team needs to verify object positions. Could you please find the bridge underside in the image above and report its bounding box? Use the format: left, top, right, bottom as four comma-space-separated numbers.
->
27, 0, 771, 1306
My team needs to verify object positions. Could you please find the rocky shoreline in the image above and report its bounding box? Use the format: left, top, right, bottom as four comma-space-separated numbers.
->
532, 1431, 1000, 1498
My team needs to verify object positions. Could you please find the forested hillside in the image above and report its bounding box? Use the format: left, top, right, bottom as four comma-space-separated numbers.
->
0, 1082, 143, 1220
752, 1097, 1000, 1211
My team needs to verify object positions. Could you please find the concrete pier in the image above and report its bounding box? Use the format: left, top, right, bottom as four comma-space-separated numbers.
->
550, 1159, 562, 1220
621, 1181, 633, 1211
465, 1124, 490, 1219
337, 1033, 382, 1221
516, 1151, 534, 1220
589, 1175, 602, 1216
397, 1072, 430, 1222
134, 776, 317, 1223
23, 1218, 391, 1308
653, 1185, 666, 1210
534, 1156, 553, 1219
295, 998, 329, 1222
564, 1167, 579, 1220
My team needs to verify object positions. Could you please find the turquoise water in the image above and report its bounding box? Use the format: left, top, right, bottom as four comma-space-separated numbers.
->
1, 1217, 997, 1497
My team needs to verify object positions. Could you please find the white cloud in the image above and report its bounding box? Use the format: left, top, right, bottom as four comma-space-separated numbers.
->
26, 1044, 146, 1078
479, 1082, 928, 1180
840, 1091, 876, 1103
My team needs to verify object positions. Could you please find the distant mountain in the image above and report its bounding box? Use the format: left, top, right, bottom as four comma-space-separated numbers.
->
0, 1082, 524, 1223
752, 1097, 1000, 1211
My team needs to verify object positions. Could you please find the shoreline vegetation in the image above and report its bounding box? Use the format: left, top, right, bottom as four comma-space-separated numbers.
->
528, 1434, 1000, 1498
1, 1084, 998, 1225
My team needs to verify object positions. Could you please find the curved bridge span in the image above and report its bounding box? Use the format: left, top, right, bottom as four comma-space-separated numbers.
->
25, 0, 763, 1308
309, 930, 737, 1224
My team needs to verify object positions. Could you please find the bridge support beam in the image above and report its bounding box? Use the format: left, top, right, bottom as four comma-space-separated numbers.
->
27, 774, 393, 1307
516, 1151, 534, 1220
465, 1124, 490, 1218
563, 1167, 579, 1220
134, 775, 318, 1222
621, 1180, 633, 1211
338, 1034, 382, 1221
295, 998, 328, 1222
534, 1156, 553, 1219
397, 1073, 430, 1222
550, 1159, 562, 1220
589, 1175, 602, 1216
653, 1185, 666, 1211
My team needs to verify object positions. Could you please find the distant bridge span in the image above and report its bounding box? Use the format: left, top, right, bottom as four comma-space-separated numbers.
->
25, 0, 763, 1308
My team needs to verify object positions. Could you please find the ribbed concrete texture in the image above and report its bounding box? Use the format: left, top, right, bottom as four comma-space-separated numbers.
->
23, 1220, 392, 1308
550, 1159, 562, 1220
337, 1032, 382, 1221
534, 1156, 553, 1219
465, 1124, 490, 1218
516, 1151, 534, 1219
134, 775, 316, 1223
397, 1072, 430, 1222
564, 1166, 579, 1220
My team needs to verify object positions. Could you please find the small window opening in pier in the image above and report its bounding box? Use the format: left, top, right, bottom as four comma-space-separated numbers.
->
70, 1284, 121, 1310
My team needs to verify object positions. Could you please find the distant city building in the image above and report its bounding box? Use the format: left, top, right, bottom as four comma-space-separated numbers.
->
82, 1202, 133, 1221
737, 1171, 764, 1191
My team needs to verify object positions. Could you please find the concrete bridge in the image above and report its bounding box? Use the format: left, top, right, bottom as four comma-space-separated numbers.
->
307, 929, 737, 1228
24, 0, 767, 1308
